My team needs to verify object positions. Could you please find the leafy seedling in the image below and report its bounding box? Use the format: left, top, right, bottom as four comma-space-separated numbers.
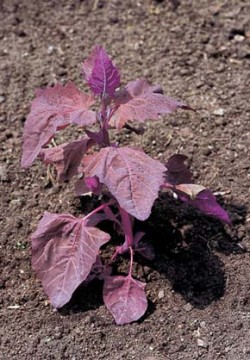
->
21, 45, 231, 325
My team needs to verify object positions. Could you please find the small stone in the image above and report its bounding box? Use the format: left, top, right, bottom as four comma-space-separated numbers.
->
84, 315, 95, 324
47, 45, 54, 55
54, 331, 63, 339
158, 289, 164, 299
58, 68, 67, 76
0, 95, 5, 104
203, 147, 212, 156
213, 108, 225, 116
183, 303, 193, 312
215, 118, 223, 126
0, 164, 9, 181
7, 304, 20, 309
180, 126, 193, 138
197, 338, 208, 349
234, 35, 245, 42
44, 336, 52, 343
200, 321, 206, 329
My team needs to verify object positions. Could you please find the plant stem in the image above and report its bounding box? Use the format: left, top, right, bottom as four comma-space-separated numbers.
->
101, 123, 110, 147
119, 207, 134, 248
83, 200, 114, 224
100, 97, 111, 147
128, 246, 134, 277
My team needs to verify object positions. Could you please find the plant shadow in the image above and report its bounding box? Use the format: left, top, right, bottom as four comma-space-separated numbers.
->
58, 279, 104, 316
135, 192, 248, 309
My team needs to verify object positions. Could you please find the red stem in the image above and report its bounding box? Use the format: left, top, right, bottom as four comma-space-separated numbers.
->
128, 246, 134, 277
83, 200, 114, 224
119, 207, 134, 247
100, 97, 111, 147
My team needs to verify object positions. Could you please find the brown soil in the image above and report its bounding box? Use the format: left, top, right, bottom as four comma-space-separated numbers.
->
0, 0, 250, 359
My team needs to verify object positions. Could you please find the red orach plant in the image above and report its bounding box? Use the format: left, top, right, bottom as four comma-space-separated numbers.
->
21, 46, 231, 325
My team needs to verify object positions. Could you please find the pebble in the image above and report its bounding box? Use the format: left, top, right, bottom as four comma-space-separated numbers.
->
183, 303, 193, 312
234, 35, 245, 42
215, 117, 226, 126
54, 326, 63, 339
197, 338, 208, 349
200, 321, 206, 329
180, 126, 193, 138
47, 45, 54, 55
203, 147, 212, 156
213, 108, 225, 116
0, 95, 5, 104
158, 289, 165, 299
0, 164, 9, 181
7, 304, 20, 309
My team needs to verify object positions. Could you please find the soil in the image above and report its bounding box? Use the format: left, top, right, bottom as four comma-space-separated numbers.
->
0, 0, 250, 359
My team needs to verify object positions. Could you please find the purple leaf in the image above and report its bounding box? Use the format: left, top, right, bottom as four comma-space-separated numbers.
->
31, 212, 110, 308
165, 154, 192, 185
103, 275, 147, 325
110, 78, 191, 129
84, 146, 166, 220
175, 185, 231, 224
175, 183, 206, 199
82, 46, 120, 97
74, 179, 91, 197
75, 176, 102, 196
21, 82, 96, 168
39, 138, 94, 181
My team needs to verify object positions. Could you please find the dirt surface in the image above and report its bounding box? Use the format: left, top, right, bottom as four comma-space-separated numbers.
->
0, 0, 250, 359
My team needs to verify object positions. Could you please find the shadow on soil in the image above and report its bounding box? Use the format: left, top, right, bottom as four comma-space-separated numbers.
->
59, 193, 248, 317
137, 193, 248, 309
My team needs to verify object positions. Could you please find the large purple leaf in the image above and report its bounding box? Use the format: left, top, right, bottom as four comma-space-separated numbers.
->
110, 78, 190, 129
40, 138, 94, 181
103, 275, 147, 325
174, 185, 231, 224
165, 154, 192, 185
21, 82, 96, 168
31, 212, 110, 308
84, 146, 166, 220
82, 46, 120, 97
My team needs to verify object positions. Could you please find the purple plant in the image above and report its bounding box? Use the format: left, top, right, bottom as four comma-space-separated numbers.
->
21, 46, 231, 325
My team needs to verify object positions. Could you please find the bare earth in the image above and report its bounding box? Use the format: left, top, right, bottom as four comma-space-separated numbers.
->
0, 0, 250, 359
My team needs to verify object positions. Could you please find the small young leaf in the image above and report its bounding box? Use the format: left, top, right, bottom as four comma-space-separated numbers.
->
84, 146, 166, 220
31, 212, 110, 308
162, 155, 231, 224
175, 183, 206, 199
75, 176, 102, 197
40, 138, 94, 181
103, 275, 147, 325
21, 82, 96, 168
175, 187, 231, 224
110, 78, 190, 129
82, 46, 120, 97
